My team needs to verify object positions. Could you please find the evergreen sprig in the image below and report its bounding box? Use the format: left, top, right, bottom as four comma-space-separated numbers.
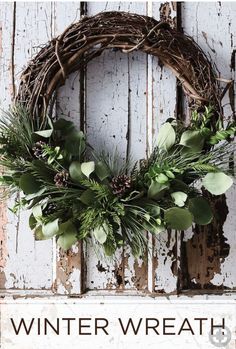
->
0, 106, 235, 257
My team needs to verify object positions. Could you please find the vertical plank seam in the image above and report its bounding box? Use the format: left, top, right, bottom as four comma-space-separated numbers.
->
80, 1, 88, 294
11, 2, 16, 100
51, 1, 58, 294
147, 1, 154, 294
175, 1, 183, 296
11, 2, 20, 255
126, 54, 131, 163
79, 1, 88, 134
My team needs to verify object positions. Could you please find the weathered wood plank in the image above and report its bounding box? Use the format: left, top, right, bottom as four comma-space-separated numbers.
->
0, 2, 54, 290
52, 2, 84, 295
0, 1, 235, 297
85, 1, 149, 291
0, 2, 14, 290
151, 1, 179, 294
180, 2, 236, 291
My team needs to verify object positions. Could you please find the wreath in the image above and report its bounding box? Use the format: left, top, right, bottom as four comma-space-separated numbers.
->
0, 12, 235, 257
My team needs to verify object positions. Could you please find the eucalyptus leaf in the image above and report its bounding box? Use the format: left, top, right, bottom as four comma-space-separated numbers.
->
69, 161, 83, 182
54, 118, 75, 134
32, 205, 42, 220
79, 189, 95, 205
57, 231, 78, 250
42, 218, 59, 238
81, 161, 95, 178
179, 130, 205, 152
65, 131, 85, 157
156, 173, 169, 184
95, 161, 110, 181
29, 214, 37, 230
165, 170, 175, 179
156, 122, 176, 151
19, 174, 41, 194
34, 129, 53, 138
34, 226, 48, 241
25, 187, 46, 201
164, 207, 193, 230
92, 224, 109, 244
202, 172, 233, 195
171, 191, 188, 207
148, 180, 169, 199
189, 197, 213, 225
57, 221, 78, 250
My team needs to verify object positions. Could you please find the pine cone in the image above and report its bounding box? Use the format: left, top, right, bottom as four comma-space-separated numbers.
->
43, 203, 57, 216
32, 141, 46, 159
111, 175, 132, 197
54, 170, 69, 188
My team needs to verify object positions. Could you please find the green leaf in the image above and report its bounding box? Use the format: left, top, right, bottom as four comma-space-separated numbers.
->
54, 118, 75, 135
165, 170, 175, 179
156, 173, 169, 184
69, 161, 83, 182
148, 180, 169, 199
171, 191, 187, 207
202, 172, 233, 195
65, 131, 85, 156
19, 174, 41, 194
189, 197, 213, 225
32, 205, 42, 219
179, 130, 205, 152
95, 161, 110, 181
57, 231, 78, 250
81, 161, 95, 178
29, 214, 37, 230
25, 187, 46, 201
156, 122, 176, 151
164, 207, 193, 230
42, 218, 59, 238
34, 226, 48, 241
79, 189, 95, 205
57, 221, 78, 250
34, 129, 53, 138
92, 224, 109, 244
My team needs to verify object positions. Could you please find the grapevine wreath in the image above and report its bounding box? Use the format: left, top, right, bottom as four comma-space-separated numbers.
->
0, 12, 235, 257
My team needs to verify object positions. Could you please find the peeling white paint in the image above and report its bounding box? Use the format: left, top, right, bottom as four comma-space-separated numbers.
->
0, 2, 235, 297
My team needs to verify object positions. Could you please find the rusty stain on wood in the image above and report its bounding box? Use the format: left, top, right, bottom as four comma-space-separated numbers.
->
55, 243, 83, 294
0, 195, 7, 289
132, 257, 148, 290
0, 10, 7, 289
0, 2, 235, 297
180, 195, 230, 289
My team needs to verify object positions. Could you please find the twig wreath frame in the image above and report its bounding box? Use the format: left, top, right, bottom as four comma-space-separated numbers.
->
0, 12, 235, 257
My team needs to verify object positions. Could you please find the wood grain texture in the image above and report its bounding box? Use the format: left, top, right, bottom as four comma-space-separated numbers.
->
180, 2, 236, 291
84, 1, 150, 292
0, 1, 235, 297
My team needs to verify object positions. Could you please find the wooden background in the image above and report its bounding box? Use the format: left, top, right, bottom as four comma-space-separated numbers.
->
0, 1, 235, 298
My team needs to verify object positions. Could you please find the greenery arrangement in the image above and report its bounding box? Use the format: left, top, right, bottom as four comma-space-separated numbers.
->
0, 106, 235, 256
0, 11, 235, 257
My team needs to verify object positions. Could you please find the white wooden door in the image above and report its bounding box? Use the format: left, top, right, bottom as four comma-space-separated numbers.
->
0, 1, 235, 298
